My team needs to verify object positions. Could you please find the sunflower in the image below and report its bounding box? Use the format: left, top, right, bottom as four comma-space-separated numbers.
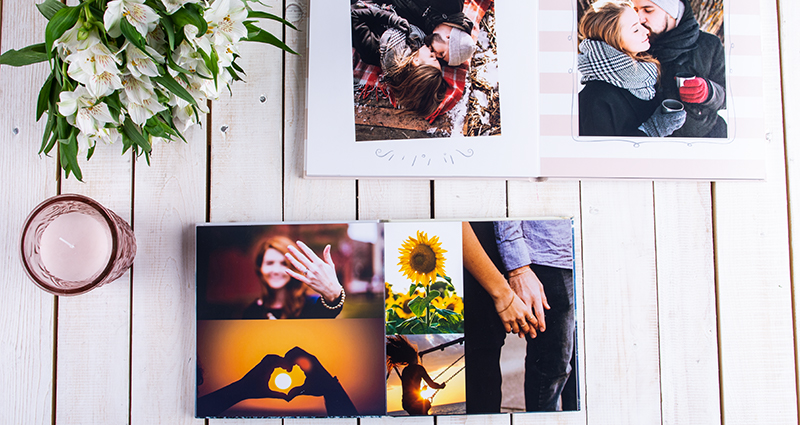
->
397, 230, 447, 285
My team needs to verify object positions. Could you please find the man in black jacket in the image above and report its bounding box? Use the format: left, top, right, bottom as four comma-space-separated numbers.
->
388, 0, 476, 66
633, 0, 727, 138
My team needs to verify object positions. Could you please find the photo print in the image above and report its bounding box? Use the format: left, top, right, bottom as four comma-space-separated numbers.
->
351, 0, 501, 141
386, 334, 466, 416
462, 219, 578, 413
196, 222, 385, 320
196, 318, 386, 417
576, 0, 727, 139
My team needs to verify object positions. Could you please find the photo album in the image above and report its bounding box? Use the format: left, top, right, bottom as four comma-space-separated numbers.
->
305, 0, 766, 179
195, 219, 579, 418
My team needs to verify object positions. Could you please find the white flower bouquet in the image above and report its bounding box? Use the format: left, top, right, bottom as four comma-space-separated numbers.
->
0, 0, 295, 180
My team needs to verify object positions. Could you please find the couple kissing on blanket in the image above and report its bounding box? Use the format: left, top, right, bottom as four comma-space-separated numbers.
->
351, 0, 484, 122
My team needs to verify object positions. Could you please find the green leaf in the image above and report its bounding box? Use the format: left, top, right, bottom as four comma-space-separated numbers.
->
119, 17, 148, 52
45, 6, 82, 58
0, 43, 48, 67
121, 118, 152, 154
172, 3, 208, 38
36, 74, 54, 120
246, 10, 297, 30
40, 112, 57, 154
160, 15, 177, 51
59, 129, 83, 181
407, 283, 418, 297
37, 0, 66, 20
244, 22, 297, 55
153, 72, 197, 107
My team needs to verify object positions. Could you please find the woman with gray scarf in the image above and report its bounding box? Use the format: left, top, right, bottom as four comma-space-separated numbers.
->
577, 0, 686, 137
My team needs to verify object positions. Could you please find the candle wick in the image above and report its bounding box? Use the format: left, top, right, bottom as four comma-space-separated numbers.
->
58, 237, 75, 249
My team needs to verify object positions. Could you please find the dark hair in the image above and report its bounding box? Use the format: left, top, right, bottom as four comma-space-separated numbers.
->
253, 235, 307, 318
387, 65, 448, 118
386, 335, 419, 367
579, 0, 660, 68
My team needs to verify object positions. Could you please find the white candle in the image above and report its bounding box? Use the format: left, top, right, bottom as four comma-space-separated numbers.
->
39, 212, 113, 282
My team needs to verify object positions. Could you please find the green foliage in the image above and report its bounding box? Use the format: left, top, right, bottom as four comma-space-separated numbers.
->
0, 0, 297, 181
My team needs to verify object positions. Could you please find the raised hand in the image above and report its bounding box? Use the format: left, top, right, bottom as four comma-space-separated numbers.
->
285, 241, 343, 304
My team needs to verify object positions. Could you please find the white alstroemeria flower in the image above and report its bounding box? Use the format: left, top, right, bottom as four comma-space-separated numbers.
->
215, 41, 238, 69
104, 0, 159, 38
55, 24, 102, 59
66, 41, 121, 77
123, 42, 163, 78
57, 86, 95, 118
121, 73, 156, 104
74, 101, 117, 136
146, 25, 169, 56
122, 90, 167, 125
68, 65, 125, 98
171, 103, 199, 132
172, 40, 212, 77
183, 24, 213, 55
205, 0, 248, 46
76, 127, 122, 154
161, 0, 201, 15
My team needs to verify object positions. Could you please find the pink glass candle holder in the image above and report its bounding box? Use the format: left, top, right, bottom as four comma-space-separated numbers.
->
20, 194, 136, 296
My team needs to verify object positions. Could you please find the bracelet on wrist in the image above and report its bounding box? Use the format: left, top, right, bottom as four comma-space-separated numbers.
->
321, 287, 345, 310
507, 267, 531, 278
497, 293, 514, 314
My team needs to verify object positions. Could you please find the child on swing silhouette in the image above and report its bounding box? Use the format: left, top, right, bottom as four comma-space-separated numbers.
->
386, 335, 446, 415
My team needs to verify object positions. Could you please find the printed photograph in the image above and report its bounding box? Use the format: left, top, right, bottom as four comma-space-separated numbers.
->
386, 334, 466, 415
351, 0, 502, 141
384, 222, 464, 335
196, 318, 386, 417
462, 220, 579, 413
196, 223, 385, 320
576, 0, 727, 138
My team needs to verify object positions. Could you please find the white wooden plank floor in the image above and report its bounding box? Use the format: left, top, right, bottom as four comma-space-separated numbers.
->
0, 0, 797, 424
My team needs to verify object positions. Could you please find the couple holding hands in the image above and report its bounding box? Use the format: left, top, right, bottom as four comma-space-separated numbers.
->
578, 0, 727, 139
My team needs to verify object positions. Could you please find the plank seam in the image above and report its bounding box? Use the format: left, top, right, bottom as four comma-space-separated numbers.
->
651, 182, 665, 425
710, 181, 726, 425
129, 148, 135, 425
51, 296, 58, 425
775, 2, 800, 422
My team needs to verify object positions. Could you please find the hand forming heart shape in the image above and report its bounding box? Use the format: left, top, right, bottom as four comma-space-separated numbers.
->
237, 347, 333, 402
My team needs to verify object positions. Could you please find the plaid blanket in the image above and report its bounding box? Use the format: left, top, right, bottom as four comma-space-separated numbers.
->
353, 0, 494, 123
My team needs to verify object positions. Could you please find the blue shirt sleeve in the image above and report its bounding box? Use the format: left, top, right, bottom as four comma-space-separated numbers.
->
493, 220, 533, 272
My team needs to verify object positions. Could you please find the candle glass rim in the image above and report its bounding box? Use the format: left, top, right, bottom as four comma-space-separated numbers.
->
20, 194, 121, 296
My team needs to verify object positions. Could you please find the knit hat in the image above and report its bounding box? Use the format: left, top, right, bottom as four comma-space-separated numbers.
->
448, 28, 476, 66
649, 0, 685, 20
380, 28, 413, 76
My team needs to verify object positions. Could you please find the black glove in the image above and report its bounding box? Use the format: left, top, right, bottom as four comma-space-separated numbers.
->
638, 108, 686, 137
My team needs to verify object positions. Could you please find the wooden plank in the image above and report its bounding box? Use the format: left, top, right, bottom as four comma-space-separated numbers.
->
209, 0, 285, 223
580, 181, 661, 424
506, 180, 585, 425
712, 0, 798, 422
57, 147, 133, 424
129, 126, 207, 424
779, 0, 800, 416
433, 180, 507, 219
284, 0, 355, 222
653, 182, 720, 425
0, 0, 56, 423
358, 180, 432, 220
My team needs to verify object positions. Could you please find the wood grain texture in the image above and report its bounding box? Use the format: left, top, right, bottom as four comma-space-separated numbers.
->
129, 127, 207, 424
713, 0, 798, 422
209, 0, 285, 223
0, 0, 56, 424
284, 0, 356, 222
358, 180, 432, 220
433, 180, 507, 219
653, 182, 720, 425
580, 181, 661, 424
57, 148, 133, 425
778, 0, 800, 409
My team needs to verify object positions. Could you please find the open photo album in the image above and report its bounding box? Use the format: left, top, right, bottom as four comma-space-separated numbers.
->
195, 219, 579, 418
305, 0, 766, 179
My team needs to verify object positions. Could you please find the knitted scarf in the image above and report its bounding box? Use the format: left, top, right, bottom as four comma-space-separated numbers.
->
647, 0, 700, 63
577, 39, 659, 100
